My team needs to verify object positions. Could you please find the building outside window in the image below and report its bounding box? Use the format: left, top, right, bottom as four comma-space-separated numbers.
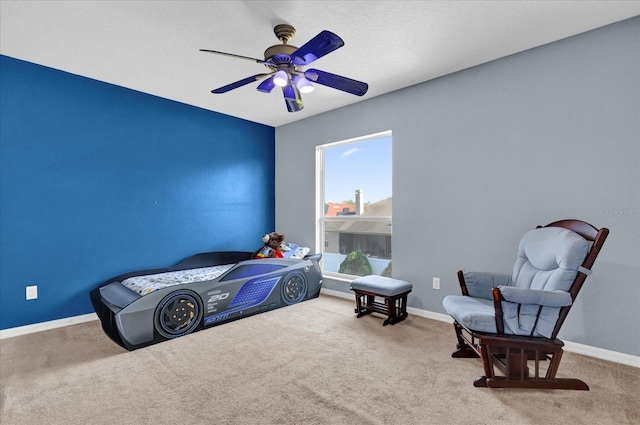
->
317, 131, 392, 278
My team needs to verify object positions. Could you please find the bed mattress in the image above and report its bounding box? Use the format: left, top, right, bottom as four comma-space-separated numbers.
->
121, 264, 234, 296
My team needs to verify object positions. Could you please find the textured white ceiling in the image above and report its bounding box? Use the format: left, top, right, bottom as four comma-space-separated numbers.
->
1, 1, 639, 127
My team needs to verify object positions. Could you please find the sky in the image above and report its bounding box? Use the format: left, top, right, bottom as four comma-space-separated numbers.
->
323, 135, 392, 204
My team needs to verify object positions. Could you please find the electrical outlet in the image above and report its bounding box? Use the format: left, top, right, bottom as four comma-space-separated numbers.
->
432, 277, 440, 290
26, 285, 38, 300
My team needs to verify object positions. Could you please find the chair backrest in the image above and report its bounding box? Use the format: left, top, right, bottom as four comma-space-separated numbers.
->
542, 220, 609, 299
512, 227, 590, 291
510, 220, 609, 338
544, 220, 609, 338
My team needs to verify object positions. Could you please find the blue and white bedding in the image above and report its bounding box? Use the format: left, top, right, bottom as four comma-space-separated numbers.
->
120, 244, 311, 296
121, 264, 234, 296
282, 243, 310, 259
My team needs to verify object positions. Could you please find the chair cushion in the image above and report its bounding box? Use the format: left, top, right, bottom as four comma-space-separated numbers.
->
501, 302, 561, 338
443, 294, 563, 338
350, 275, 412, 297
512, 227, 589, 291
462, 271, 511, 300
442, 295, 497, 334
498, 287, 573, 307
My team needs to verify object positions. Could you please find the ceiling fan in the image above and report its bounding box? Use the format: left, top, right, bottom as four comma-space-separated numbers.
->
200, 24, 368, 113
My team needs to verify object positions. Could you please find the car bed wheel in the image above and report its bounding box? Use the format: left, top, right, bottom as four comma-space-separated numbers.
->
281, 271, 308, 305
154, 290, 203, 339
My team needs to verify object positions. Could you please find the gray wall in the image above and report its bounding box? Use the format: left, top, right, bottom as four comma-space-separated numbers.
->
276, 17, 639, 356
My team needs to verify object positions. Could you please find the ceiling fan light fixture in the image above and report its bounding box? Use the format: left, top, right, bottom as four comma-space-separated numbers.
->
273, 70, 288, 87
294, 75, 314, 93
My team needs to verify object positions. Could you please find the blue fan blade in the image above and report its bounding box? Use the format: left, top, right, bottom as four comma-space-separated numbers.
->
291, 30, 344, 66
304, 69, 368, 96
256, 77, 275, 93
211, 74, 269, 94
283, 84, 304, 112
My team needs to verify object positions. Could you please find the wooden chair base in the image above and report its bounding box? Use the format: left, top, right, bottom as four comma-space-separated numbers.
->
452, 321, 589, 390
474, 376, 589, 390
353, 289, 410, 326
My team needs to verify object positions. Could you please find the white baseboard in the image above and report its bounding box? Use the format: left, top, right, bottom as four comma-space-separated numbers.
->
562, 340, 640, 368
321, 288, 356, 301
0, 313, 98, 340
320, 288, 640, 368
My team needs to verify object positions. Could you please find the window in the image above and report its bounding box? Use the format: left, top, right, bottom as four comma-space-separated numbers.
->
317, 131, 392, 278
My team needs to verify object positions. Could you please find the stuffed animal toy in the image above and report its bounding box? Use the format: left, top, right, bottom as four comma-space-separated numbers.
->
254, 232, 286, 259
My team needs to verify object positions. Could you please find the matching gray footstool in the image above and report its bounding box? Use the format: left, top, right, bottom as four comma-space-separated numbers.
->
350, 275, 413, 326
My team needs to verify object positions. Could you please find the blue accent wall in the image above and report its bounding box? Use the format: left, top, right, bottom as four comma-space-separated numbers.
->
0, 55, 275, 330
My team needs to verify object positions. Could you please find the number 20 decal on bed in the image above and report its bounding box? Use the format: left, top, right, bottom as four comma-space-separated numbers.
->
204, 276, 282, 325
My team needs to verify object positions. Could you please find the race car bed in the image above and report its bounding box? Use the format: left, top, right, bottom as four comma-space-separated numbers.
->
90, 251, 322, 350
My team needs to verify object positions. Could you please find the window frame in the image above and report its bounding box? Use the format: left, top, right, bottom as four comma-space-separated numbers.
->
315, 130, 392, 280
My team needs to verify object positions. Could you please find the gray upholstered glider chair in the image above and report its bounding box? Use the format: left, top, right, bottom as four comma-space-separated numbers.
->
442, 220, 608, 390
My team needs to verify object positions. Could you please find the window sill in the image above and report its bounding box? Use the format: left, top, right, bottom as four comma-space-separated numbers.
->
322, 272, 358, 284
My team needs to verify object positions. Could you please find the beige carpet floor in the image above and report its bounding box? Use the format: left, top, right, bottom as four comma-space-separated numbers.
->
1, 294, 638, 425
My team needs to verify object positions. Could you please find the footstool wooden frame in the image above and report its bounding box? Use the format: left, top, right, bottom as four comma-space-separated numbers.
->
350, 275, 413, 326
